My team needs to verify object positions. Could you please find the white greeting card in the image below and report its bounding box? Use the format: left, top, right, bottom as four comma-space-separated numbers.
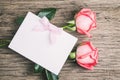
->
8, 12, 78, 75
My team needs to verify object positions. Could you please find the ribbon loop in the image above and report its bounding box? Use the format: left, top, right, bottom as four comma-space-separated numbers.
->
33, 16, 63, 44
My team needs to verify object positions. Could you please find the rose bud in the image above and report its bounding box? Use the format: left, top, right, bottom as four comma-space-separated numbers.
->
69, 52, 76, 60
75, 8, 96, 37
76, 41, 98, 70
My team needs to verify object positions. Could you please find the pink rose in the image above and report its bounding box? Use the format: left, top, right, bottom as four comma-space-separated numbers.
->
76, 41, 98, 70
75, 8, 96, 37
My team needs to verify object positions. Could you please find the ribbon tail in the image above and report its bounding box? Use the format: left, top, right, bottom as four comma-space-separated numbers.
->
49, 32, 57, 44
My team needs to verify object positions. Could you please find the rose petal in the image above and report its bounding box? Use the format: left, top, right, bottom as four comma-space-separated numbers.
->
75, 8, 96, 37
77, 61, 94, 70
76, 41, 98, 70
76, 15, 93, 31
77, 56, 95, 64
77, 44, 92, 56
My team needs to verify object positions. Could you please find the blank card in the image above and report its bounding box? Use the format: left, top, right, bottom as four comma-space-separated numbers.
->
8, 12, 78, 75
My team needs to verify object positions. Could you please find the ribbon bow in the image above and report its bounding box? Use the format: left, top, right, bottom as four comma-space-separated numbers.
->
33, 16, 63, 44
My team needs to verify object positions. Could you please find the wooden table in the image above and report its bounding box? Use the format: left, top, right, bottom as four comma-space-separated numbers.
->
0, 0, 120, 80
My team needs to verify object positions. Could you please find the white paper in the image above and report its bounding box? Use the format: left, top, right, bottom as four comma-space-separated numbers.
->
8, 12, 78, 75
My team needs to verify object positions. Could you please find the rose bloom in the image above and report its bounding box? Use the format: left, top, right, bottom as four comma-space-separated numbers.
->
76, 42, 98, 70
75, 8, 96, 37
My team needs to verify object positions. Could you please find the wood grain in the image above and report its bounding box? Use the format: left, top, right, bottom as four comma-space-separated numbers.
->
0, 0, 120, 80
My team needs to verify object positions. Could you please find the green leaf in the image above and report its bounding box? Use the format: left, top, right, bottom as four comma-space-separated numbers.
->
34, 64, 44, 73
0, 39, 10, 48
15, 17, 24, 26
38, 8, 57, 20
45, 70, 58, 80
15, 8, 56, 26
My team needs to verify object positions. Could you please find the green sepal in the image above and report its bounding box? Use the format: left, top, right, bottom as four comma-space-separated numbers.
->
63, 25, 76, 31
63, 20, 76, 31
67, 20, 75, 25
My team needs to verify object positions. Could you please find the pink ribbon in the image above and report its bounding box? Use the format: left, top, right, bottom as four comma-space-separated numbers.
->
33, 16, 63, 44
